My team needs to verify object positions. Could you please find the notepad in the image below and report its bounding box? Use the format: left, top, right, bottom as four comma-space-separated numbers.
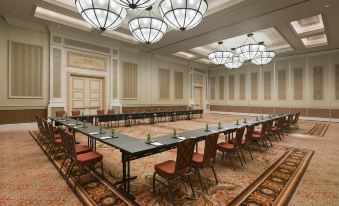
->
189, 136, 196, 139
151, 142, 163, 146
210, 130, 218, 133
89, 132, 99, 135
67, 123, 75, 126
100, 136, 112, 140
59, 120, 66, 122
177, 136, 186, 140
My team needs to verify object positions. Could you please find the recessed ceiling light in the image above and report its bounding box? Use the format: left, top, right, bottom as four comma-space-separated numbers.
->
173, 51, 196, 59
301, 34, 328, 48
34, 6, 92, 31
324, 4, 330, 8
290, 14, 325, 35
101, 30, 139, 44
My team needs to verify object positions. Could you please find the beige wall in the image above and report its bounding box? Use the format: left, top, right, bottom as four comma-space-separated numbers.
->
0, 19, 50, 111
208, 50, 339, 121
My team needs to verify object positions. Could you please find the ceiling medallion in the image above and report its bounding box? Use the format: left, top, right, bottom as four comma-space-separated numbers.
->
208, 41, 233, 65
115, 0, 157, 10
75, 0, 127, 31
159, 0, 208, 31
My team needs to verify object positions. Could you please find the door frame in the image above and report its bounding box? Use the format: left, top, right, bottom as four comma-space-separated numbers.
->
193, 86, 203, 109
67, 72, 106, 114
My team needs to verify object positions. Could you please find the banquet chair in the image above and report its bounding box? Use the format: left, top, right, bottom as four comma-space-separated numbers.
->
250, 122, 269, 152
217, 127, 246, 170
191, 133, 219, 191
64, 132, 104, 191
153, 138, 196, 205
229, 124, 255, 163
71, 110, 81, 117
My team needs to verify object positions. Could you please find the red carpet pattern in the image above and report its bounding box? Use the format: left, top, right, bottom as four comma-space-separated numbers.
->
306, 123, 330, 137
228, 148, 314, 206
29, 130, 136, 206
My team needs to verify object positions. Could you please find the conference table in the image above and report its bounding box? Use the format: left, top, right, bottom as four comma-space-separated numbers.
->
50, 114, 286, 199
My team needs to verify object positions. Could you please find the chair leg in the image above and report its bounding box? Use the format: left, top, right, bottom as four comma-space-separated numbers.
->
60, 156, 68, 173
187, 174, 196, 198
236, 151, 244, 167
152, 172, 157, 194
66, 162, 75, 181
240, 148, 246, 164
100, 162, 104, 177
195, 167, 204, 191
247, 146, 253, 160
229, 153, 235, 171
167, 180, 175, 206
74, 166, 83, 191
211, 165, 218, 184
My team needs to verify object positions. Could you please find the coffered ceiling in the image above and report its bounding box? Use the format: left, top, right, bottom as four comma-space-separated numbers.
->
0, 0, 338, 66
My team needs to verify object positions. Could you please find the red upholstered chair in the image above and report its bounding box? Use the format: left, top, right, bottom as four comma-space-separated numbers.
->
71, 110, 81, 117
35, 115, 45, 141
217, 127, 246, 170
64, 132, 103, 191
229, 124, 255, 163
153, 138, 196, 205
59, 130, 92, 173
291, 112, 300, 131
107, 109, 115, 115
250, 122, 269, 152
55, 111, 65, 117
97, 109, 105, 115
192, 133, 219, 190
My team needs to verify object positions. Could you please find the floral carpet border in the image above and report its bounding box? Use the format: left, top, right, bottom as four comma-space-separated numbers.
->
29, 130, 138, 206
307, 123, 330, 137
227, 148, 315, 206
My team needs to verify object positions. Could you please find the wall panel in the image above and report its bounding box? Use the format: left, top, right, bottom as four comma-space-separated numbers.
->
239, 74, 246, 100
53, 48, 61, 98
122, 62, 138, 99
209, 76, 215, 100
159, 68, 170, 99
219, 76, 224, 100
229, 75, 235, 100
174, 71, 183, 99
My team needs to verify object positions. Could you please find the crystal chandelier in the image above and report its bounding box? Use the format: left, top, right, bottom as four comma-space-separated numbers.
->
251, 51, 276, 65
75, 0, 127, 31
129, 6, 167, 44
225, 48, 245, 69
235, 33, 266, 61
114, 0, 157, 9
158, 0, 208, 31
208, 42, 233, 65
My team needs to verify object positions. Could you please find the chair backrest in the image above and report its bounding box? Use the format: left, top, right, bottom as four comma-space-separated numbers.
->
175, 138, 196, 176
64, 131, 77, 161
107, 109, 115, 115
245, 124, 255, 143
42, 119, 51, 139
234, 127, 246, 146
294, 112, 300, 122
47, 122, 58, 142
97, 109, 105, 115
55, 111, 65, 117
72, 110, 81, 116
202, 133, 219, 167
260, 121, 268, 135
36, 114, 43, 130
266, 120, 274, 133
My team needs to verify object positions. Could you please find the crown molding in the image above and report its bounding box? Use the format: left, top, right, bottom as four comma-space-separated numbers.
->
3, 15, 48, 33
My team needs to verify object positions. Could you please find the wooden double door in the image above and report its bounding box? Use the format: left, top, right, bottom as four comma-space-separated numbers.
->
68, 75, 104, 115
193, 87, 203, 109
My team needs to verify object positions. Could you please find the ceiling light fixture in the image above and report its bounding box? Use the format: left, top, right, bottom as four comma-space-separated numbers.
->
158, 0, 208, 31
75, 0, 127, 31
208, 41, 233, 65
114, 0, 157, 9
251, 51, 276, 65
225, 48, 244, 69
129, 6, 167, 44
235, 33, 266, 61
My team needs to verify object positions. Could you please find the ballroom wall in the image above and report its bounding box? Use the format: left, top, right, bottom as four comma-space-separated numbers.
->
0, 17, 208, 124
208, 50, 339, 121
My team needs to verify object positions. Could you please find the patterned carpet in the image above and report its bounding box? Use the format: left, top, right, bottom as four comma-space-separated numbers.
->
1, 114, 338, 206
29, 131, 135, 206
306, 123, 330, 137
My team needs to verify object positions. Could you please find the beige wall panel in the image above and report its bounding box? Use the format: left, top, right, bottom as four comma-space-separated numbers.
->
264, 71, 271, 100
158, 68, 170, 99
67, 51, 107, 71
313, 66, 324, 100
294, 68, 303, 100
53, 48, 62, 98
210, 77, 215, 100
112, 59, 118, 99
89, 79, 100, 90
193, 74, 203, 85
229, 75, 235, 100
219, 76, 224, 100
9, 41, 43, 98
278, 70, 287, 100
174, 71, 184, 99
335, 64, 339, 101
122, 62, 138, 99
89, 92, 100, 99
89, 100, 100, 107
72, 78, 85, 90
64, 38, 111, 54
72, 100, 84, 108
239, 73, 246, 100
72, 91, 84, 99
251, 72, 258, 100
